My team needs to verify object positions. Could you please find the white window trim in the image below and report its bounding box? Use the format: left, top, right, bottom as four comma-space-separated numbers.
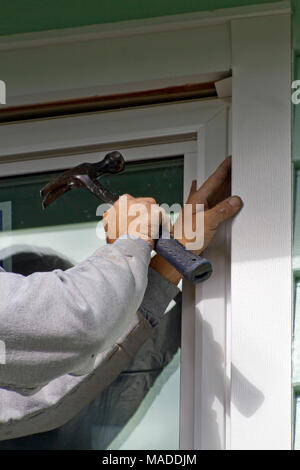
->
0, 2, 292, 450
230, 13, 292, 450
0, 2, 290, 107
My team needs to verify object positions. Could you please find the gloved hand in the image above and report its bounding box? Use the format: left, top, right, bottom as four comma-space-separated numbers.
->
151, 156, 243, 284
102, 194, 167, 249
173, 156, 243, 253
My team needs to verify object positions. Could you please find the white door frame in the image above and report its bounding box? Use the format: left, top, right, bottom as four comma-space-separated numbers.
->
0, 2, 292, 450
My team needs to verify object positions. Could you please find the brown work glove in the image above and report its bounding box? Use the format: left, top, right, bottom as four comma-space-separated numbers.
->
151, 156, 243, 284
173, 156, 242, 254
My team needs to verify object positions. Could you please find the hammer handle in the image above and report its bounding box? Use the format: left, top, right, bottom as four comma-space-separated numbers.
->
155, 236, 212, 283
77, 175, 212, 284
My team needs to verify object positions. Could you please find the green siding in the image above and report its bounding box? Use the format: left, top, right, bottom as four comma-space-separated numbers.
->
293, 283, 300, 383
0, 0, 283, 36
292, 0, 300, 449
292, 170, 300, 450
293, 0, 300, 53
293, 171, 300, 264
293, 58, 300, 162
293, 65, 300, 163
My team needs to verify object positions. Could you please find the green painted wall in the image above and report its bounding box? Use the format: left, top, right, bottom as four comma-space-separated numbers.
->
0, 0, 282, 36
291, 0, 300, 451
293, 1, 300, 52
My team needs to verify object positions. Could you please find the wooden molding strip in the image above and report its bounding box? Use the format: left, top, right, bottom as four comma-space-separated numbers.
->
0, 81, 217, 123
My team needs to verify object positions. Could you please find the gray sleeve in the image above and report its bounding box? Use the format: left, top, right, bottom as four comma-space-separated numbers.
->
138, 267, 180, 327
0, 267, 181, 440
0, 238, 151, 394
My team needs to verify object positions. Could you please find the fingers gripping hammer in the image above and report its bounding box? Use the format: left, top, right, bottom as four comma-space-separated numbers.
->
40, 151, 212, 284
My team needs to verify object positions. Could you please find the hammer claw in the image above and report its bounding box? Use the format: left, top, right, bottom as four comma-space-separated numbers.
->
40, 151, 125, 209
41, 184, 72, 209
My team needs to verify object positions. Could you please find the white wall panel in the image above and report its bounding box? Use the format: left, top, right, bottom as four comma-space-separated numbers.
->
231, 13, 292, 449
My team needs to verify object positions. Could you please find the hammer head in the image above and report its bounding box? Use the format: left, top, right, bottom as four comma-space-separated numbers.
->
40, 151, 125, 209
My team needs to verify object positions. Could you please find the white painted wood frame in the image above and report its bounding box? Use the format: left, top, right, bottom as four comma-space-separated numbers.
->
0, 2, 289, 107
0, 1, 292, 450
230, 13, 292, 450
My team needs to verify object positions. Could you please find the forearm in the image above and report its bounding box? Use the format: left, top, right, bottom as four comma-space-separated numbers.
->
0, 312, 153, 440
138, 263, 180, 327
0, 266, 182, 440
0, 238, 151, 394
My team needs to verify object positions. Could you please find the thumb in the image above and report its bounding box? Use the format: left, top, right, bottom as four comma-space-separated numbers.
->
205, 195, 243, 230
188, 180, 197, 197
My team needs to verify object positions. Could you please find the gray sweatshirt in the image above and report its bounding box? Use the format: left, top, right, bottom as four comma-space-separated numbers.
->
0, 238, 179, 440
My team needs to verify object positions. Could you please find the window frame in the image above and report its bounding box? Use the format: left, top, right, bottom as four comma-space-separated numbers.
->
0, 98, 229, 450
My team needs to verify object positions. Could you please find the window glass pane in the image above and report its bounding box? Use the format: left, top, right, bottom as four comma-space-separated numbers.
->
0, 156, 183, 450
109, 351, 180, 450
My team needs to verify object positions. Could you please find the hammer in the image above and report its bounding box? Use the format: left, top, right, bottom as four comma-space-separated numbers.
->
40, 151, 212, 284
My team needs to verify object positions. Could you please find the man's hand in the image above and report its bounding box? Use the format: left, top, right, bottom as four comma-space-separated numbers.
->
151, 156, 243, 284
103, 194, 163, 249
173, 156, 242, 253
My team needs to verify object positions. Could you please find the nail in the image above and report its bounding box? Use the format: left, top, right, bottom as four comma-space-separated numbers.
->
228, 196, 243, 208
